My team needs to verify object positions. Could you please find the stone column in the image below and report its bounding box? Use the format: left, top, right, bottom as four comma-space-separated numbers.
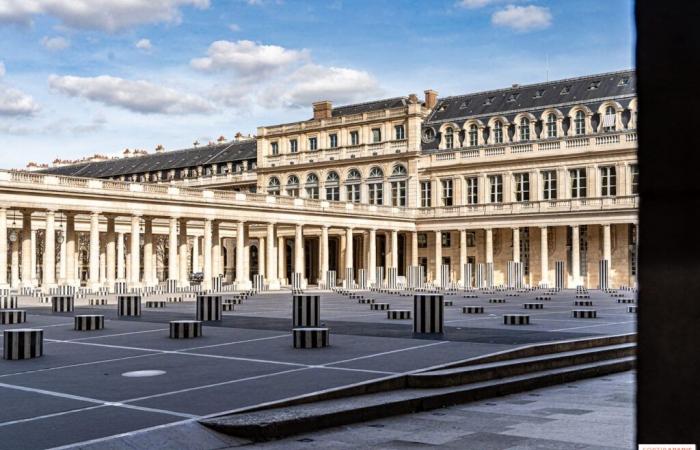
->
89, 212, 101, 290
459, 229, 467, 286
390, 230, 398, 269
236, 221, 245, 285
513, 227, 520, 262
602, 224, 612, 263
540, 226, 549, 286
168, 217, 178, 282
434, 230, 442, 286
99, 238, 106, 285
125, 235, 131, 284
30, 229, 37, 284
203, 219, 212, 290
295, 224, 305, 277
243, 225, 250, 282
320, 225, 329, 283
267, 223, 279, 289
106, 216, 116, 289
258, 237, 266, 279
129, 215, 141, 288
345, 227, 353, 272
11, 234, 19, 288
411, 231, 418, 266
485, 228, 493, 264
179, 219, 189, 287
58, 226, 66, 283
571, 225, 580, 287
384, 231, 391, 274
212, 220, 221, 278
192, 235, 200, 273
369, 228, 377, 283
0, 208, 7, 287
116, 231, 125, 280
65, 213, 76, 286
143, 218, 153, 287
278, 235, 286, 282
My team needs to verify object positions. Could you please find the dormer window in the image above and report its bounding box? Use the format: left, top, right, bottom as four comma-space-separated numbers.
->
484, 96, 495, 106
560, 85, 571, 95
534, 89, 545, 98
444, 127, 454, 149
618, 77, 630, 87
603, 106, 617, 132
468, 124, 478, 146
588, 80, 601, 90
519, 118, 530, 141
507, 93, 519, 102
493, 121, 503, 144
547, 113, 557, 138
459, 100, 470, 109
575, 110, 586, 135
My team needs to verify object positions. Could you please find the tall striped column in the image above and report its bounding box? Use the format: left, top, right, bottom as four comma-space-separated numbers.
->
555, 261, 565, 290
196, 294, 222, 321
463, 263, 473, 290
375, 266, 384, 289
292, 295, 320, 327
598, 259, 609, 290
486, 262, 494, 288
413, 294, 444, 334
440, 264, 450, 289
344, 267, 354, 289
325, 270, 336, 289
475, 263, 484, 289
387, 267, 398, 289
357, 269, 367, 290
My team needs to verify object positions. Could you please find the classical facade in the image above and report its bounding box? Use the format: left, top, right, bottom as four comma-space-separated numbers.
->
0, 69, 637, 292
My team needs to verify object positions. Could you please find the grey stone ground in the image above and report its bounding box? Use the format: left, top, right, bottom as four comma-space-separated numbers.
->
245, 371, 635, 450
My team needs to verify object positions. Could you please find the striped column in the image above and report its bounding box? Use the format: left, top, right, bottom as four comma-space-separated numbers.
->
387, 267, 398, 289
357, 269, 367, 290
475, 263, 485, 289
407, 265, 419, 289
253, 274, 265, 292
486, 262, 494, 288
196, 295, 222, 321
74, 315, 104, 331
325, 270, 336, 289
51, 295, 74, 313
291, 272, 303, 291
169, 320, 202, 339
0, 310, 25, 324
117, 295, 141, 316
413, 294, 444, 334
344, 267, 354, 289
440, 264, 450, 289
598, 259, 609, 290
3, 329, 43, 360
555, 261, 565, 290
293, 328, 329, 348
463, 263, 473, 290
292, 294, 320, 327
375, 267, 384, 289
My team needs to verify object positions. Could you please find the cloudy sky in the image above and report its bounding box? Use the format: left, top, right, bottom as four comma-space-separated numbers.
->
0, 0, 634, 169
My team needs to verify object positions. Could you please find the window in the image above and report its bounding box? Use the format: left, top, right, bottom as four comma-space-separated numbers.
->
372, 128, 381, 143
519, 118, 530, 141
489, 174, 503, 203
441, 179, 453, 206
484, 96, 495, 105
325, 172, 340, 201
267, 177, 280, 195
603, 106, 616, 132
368, 182, 383, 205
444, 127, 454, 149
468, 124, 478, 146
560, 85, 571, 95
286, 175, 300, 197
391, 164, 407, 177
350, 131, 359, 146
507, 93, 519, 102
600, 166, 617, 197
420, 181, 431, 207
394, 124, 405, 140
368, 167, 383, 179
329, 134, 338, 148
542, 170, 557, 200
308, 137, 318, 151
588, 80, 601, 90
270, 142, 279, 155
466, 231, 476, 247
305, 173, 319, 199
570, 168, 587, 198
442, 232, 451, 247
466, 177, 478, 204
391, 180, 406, 206
290, 139, 298, 153
547, 113, 557, 138
493, 121, 503, 144
630, 164, 639, 194
417, 233, 428, 248
346, 169, 361, 203
534, 89, 545, 98
514, 173, 530, 202
575, 111, 586, 135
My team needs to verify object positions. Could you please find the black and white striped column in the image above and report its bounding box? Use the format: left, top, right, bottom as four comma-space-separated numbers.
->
291, 272, 303, 291
0, 310, 26, 324
344, 268, 354, 289
555, 261, 565, 290
169, 320, 202, 339
196, 295, 222, 321
292, 295, 320, 327
504, 314, 530, 325
74, 315, 105, 331
598, 259, 609, 290
0, 295, 18, 309
325, 270, 336, 289
117, 295, 141, 317
292, 327, 329, 348
486, 263, 494, 288
357, 269, 367, 290
211, 275, 223, 293
387, 309, 411, 320
463, 263, 473, 290
166, 279, 177, 293
475, 263, 485, 289
51, 296, 74, 313
3, 329, 43, 360
253, 274, 265, 292
440, 265, 450, 290
387, 268, 398, 290
573, 309, 597, 319
413, 294, 444, 334
114, 281, 127, 294
462, 306, 484, 314
375, 266, 384, 289
145, 301, 166, 308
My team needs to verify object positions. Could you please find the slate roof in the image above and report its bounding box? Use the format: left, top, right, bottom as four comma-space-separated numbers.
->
331, 97, 407, 117
40, 139, 257, 178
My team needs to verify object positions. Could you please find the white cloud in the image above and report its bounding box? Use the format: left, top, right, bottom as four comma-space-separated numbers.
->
457, 0, 495, 9
190, 40, 309, 78
0, 0, 210, 32
228, 23, 240, 32
491, 5, 552, 32
48, 74, 215, 115
0, 87, 40, 116
0, 61, 5, 77
41, 35, 70, 51
135, 38, 152, 51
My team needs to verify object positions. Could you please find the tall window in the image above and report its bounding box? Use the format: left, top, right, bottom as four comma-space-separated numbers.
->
469, 124, 478, 146
570, 168, 587, 198
489, 174, 503, 203
630, 164, 639, 194
519, 118, 530, 141
346, 169, 361, 203
418, 233, 427, 248
441, 179, 453, 206
493, 121, 503, 144
394, 124, 405, 140
391, 180, 406, 206
350, 131, 359, 146
325, 171, 339, 201
441, 232, 451, 247
368, 167, 383, 205
305, 173, 319, 199
575, 111, 586, 135
267, 177, 280, 195
547, 113, 557, 138
329, 134, 338, 148
445, 127, 454, 149
603, 106, 616, 132
286, 175, 300, 197
308, 137, 318, 151
270, 142, 279, 155
372, 128, 381, 143
542, 170, 557, 200
420, 181, 431, 207
514, 173, 530, 202
290, 139, 298, 153
466, 177, 478, 204
600, 166, 617, 197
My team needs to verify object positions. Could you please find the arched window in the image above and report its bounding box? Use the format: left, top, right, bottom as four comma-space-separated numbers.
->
286, 175, 299, 197
468, 124, 478, 146
391, 164, 407, 177
306, 173, 319, 184
305, 173, 319, 199
547, 113, 557, 138
493, 120, 503, 144
445, 127, 454, 149
603, 106, 616, 132
575, 110, 586, 135
345, 169, 361, 203
368, 167, 384, 179
519, 118, 530, 141
267, 177, 280, 195
347, 169, 361, 181
325, 171, 340, 201
326, 171, 339, 183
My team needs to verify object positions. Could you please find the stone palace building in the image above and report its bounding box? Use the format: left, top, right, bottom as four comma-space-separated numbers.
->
0, 69, 637, 292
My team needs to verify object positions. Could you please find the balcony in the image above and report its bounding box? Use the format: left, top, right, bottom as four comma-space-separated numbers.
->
265, 139, 411, 168
165, 171, 257, 187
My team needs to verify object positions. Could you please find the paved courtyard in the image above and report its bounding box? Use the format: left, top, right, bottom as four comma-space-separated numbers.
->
0, 288, 636, 449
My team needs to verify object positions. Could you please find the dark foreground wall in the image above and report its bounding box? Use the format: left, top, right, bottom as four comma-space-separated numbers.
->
636, 0, 700, 445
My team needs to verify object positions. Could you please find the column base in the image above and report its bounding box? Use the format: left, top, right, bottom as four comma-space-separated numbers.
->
267, 279, 280, 290
235, 280, 252, 291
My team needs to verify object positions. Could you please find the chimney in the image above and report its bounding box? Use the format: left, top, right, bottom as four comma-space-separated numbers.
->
408, 93, 419, 104
312, 100, 332, 120
155, 144, 165, 153
424, 89, 438, 109
235, 132, 243, 141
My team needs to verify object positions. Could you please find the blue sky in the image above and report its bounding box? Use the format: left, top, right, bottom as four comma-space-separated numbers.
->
0, 0, 634, 169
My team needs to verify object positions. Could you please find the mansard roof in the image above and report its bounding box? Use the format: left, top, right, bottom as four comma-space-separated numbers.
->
425, 69, 635, 126
40, 139, 256, 178
331, 97, 407, 117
